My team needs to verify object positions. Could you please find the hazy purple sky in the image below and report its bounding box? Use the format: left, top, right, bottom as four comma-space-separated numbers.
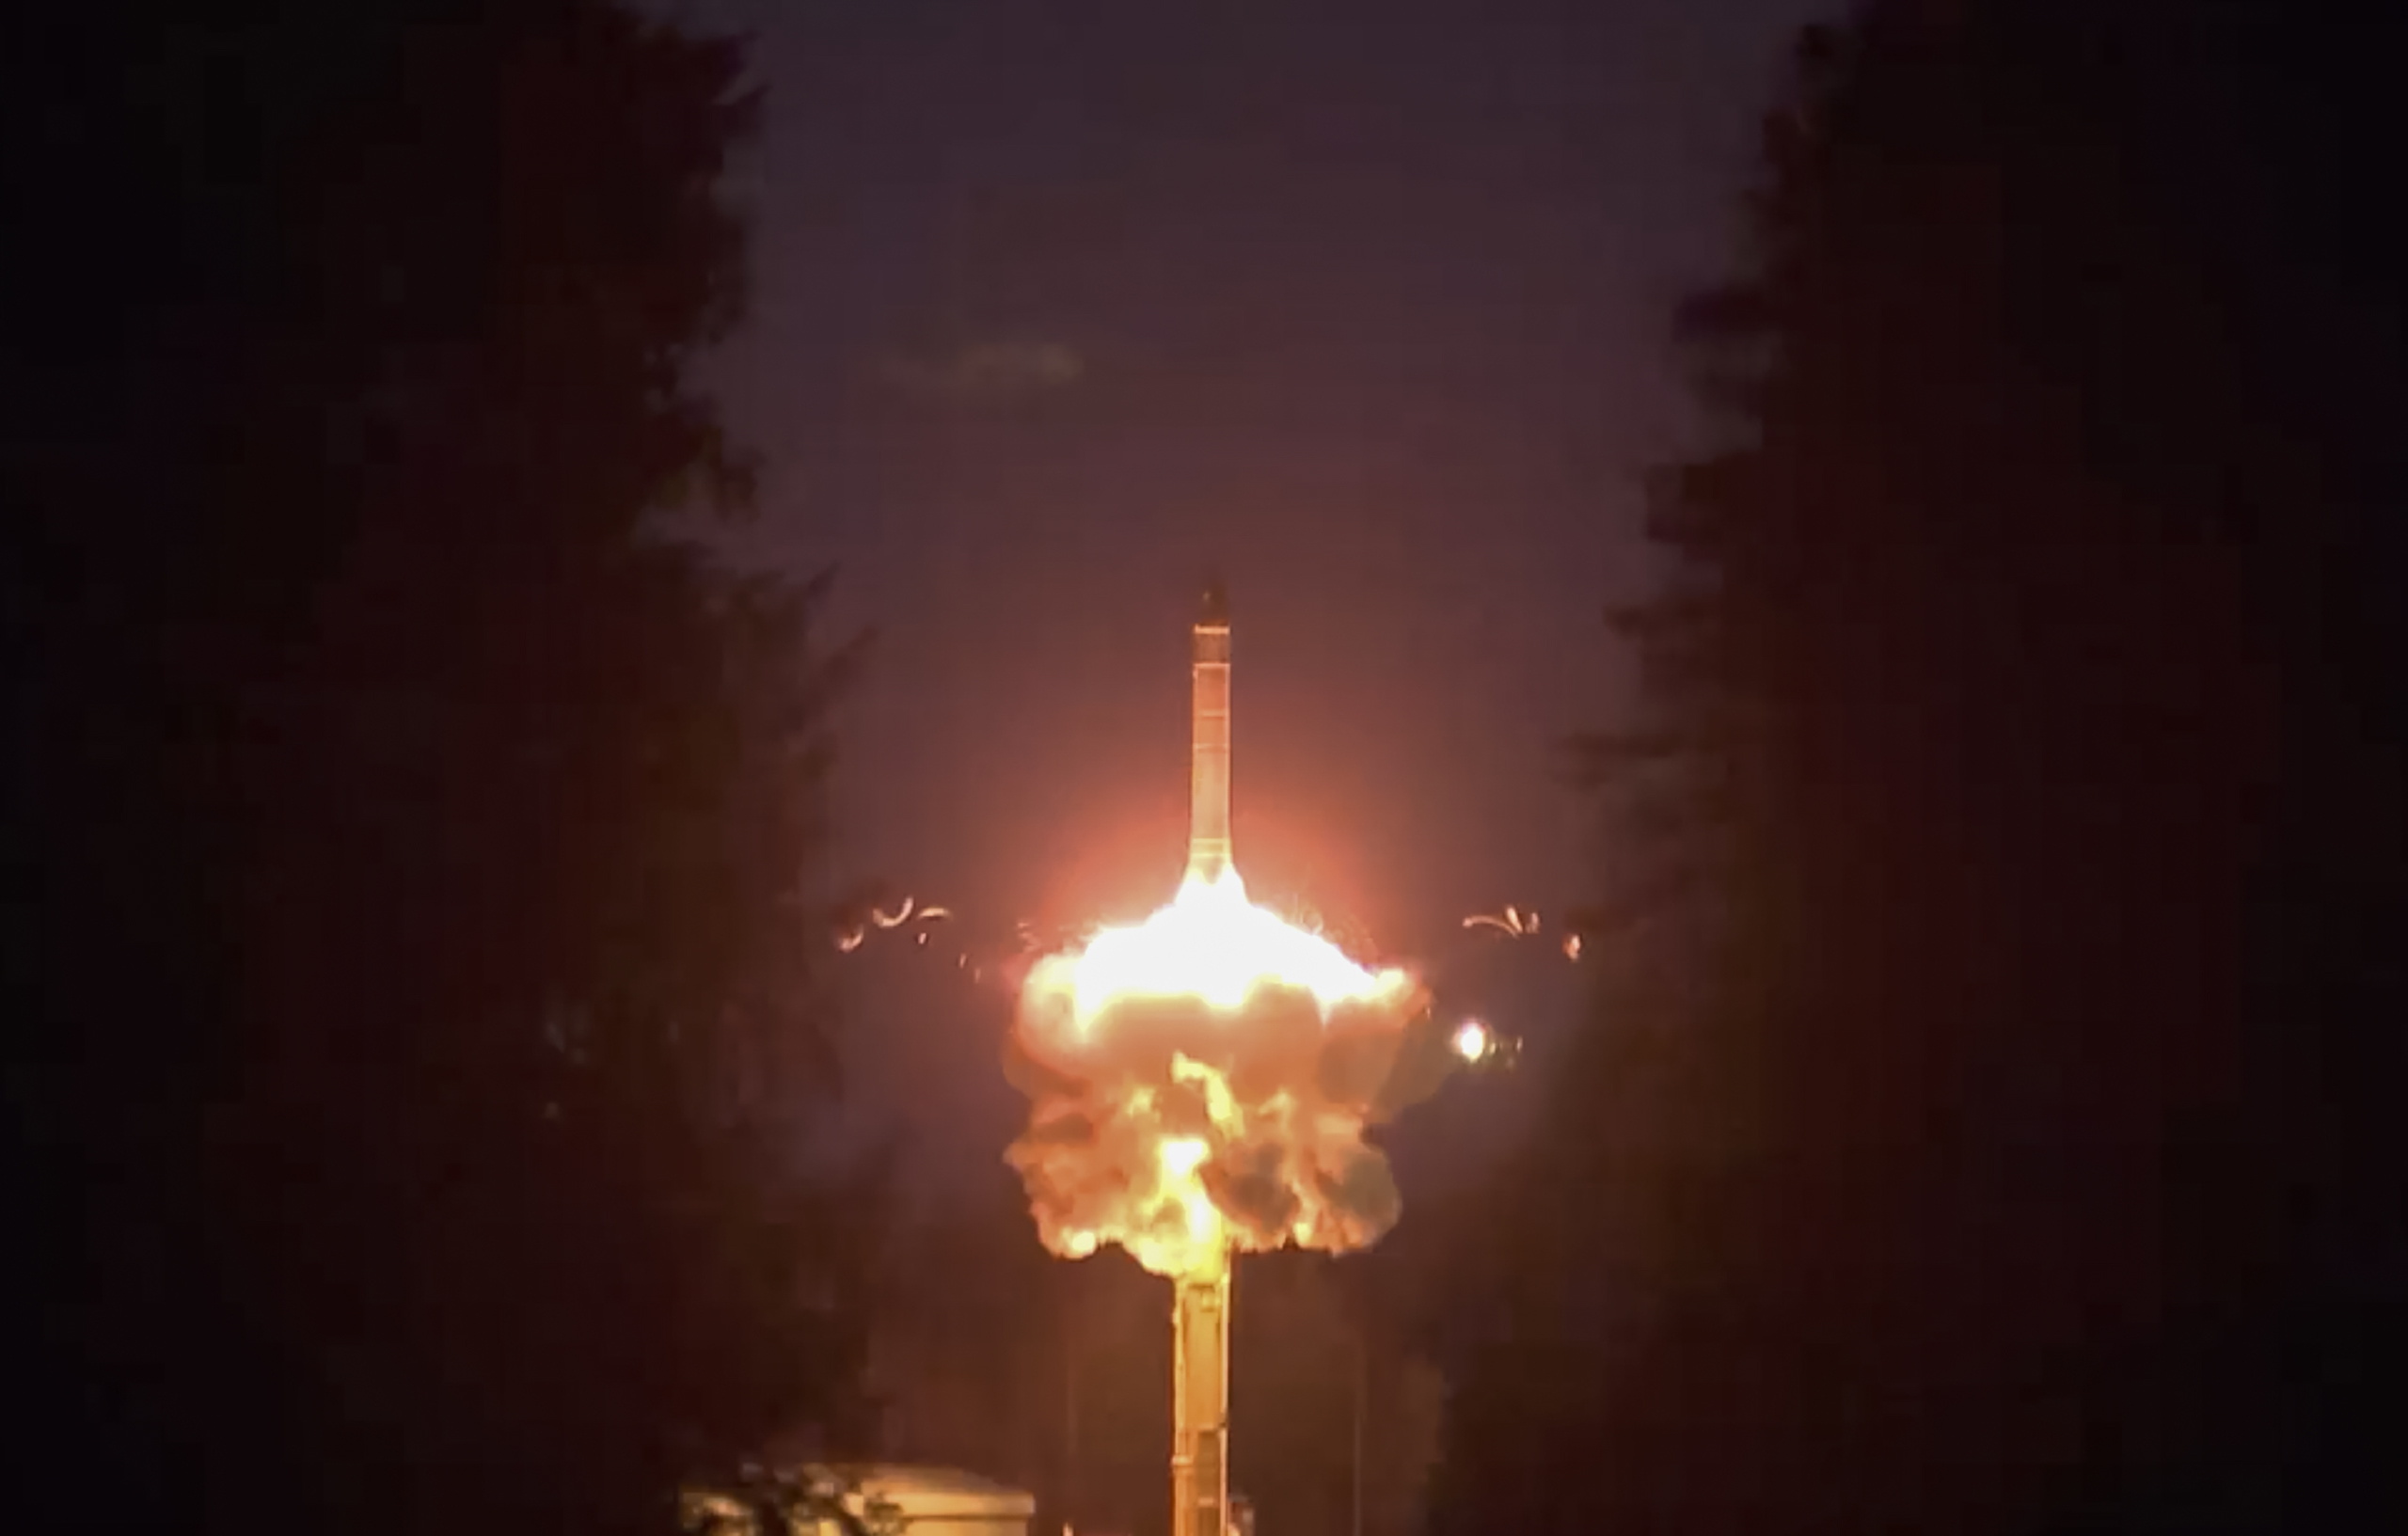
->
650, 0, 1828, 1193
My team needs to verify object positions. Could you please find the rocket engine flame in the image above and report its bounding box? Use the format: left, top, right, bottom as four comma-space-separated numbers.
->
1039, 870, 1416, 1033
1006, 865, 1427, 1280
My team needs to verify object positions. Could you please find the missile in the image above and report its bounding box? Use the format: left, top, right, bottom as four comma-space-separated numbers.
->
1188, 578, 1232, 884
1175, 579, 1237, 1536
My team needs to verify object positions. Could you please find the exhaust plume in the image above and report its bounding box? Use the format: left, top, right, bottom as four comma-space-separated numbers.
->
1005, 867, 1428, 1278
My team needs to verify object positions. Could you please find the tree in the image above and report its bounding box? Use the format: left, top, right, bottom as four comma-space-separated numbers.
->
6, 6, 879, 1531
1427, 4, 2407, 1532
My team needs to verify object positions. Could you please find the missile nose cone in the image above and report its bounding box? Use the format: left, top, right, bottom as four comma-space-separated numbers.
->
1198, 576, 1229, 627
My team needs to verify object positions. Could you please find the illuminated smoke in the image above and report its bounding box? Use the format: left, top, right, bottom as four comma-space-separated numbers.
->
1005, 867, 1429, 1279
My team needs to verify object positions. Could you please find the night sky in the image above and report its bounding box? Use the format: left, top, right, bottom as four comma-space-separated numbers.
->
656, 0, 1830, 1198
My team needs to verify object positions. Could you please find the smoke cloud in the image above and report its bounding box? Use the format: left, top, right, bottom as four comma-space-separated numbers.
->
1005, 970, 1427, 1275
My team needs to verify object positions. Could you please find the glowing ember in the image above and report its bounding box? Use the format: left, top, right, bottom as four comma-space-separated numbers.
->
1450, 1019, 1494, 1062
1006, 865, 1428, 1279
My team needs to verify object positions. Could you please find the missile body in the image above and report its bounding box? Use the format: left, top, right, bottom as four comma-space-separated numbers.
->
1177, 580, 1234, 1536
1188, 580, 1232, 884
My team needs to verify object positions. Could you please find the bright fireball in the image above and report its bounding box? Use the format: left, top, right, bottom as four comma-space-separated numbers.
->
1026, 866, 1416, 1033
1006, 863, 1425, 1279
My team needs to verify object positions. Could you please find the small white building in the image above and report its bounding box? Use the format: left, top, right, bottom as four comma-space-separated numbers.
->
820, 1464, 1038, 1536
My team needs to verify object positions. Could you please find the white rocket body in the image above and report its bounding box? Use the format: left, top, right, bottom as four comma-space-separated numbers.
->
1187, 581, 1232, 884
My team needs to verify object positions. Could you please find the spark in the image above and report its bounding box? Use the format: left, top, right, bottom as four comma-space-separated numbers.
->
831, 892, 965, 953
1463, 906, 1539, 937
1450, 1019, 1494, 1062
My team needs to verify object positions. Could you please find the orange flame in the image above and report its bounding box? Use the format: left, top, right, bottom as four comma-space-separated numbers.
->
1007, 865, 1425, 1279
1028, 868, 1416, 1037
